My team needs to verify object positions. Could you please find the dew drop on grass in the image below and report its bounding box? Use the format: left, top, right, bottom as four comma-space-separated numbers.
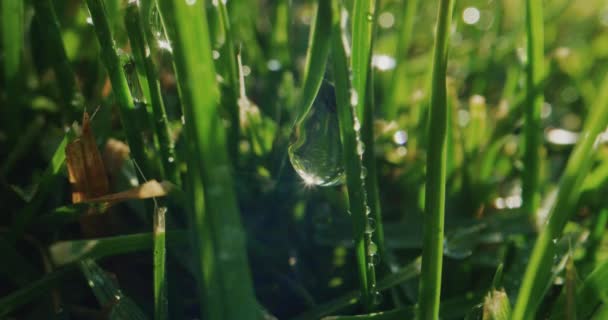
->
289, 81, 345, 187
368, 241, 378, 256
372, 290, 382, 305
365, 217, 375, 234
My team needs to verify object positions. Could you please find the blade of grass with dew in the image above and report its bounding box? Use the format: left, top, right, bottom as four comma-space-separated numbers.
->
49, 230, 188, 266
521, 0, 545, 221
85, 0, 151, 178
512, 70, 608, 319
292, 257, 422, 320
125, 1, 179, 185
7, 134, 68, 244
385, 0, 419, 120
351, 0, 386, 263
79, 259, 147, 320
153, 206, 167, 320
31, 0, 82, 115
331, 0, 373, 308
417, 0, 455, 319
158, 1, 258, 319
0, 266, 75, 317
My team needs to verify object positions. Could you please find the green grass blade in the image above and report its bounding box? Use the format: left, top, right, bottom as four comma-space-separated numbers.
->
385, 0, 419, 119
521, 0, 545, 220
153, 207, 168, 320
1, 0, 24, 132
50, 230, 188, 266
158, 1, 258, 319
7, 134, 68, 244
79, 259, 148, 319
512, 70, 608, 319
0, 266, 75, 317
124, 1, 179, 185
293, 0, 333, 127
417, 0, 455, 319
31, 0, 82, 114
85, 0, 151, 178
331, 0, 372, 308
0, 116, 45, 177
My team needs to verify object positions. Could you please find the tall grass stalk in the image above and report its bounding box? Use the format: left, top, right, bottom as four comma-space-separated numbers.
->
85, 0, 150, 177
331, 0, 372, 308
521, 0, 544, 220
158, 1, 258, 319
153, 206, 168, 320
351, 0, 386, 264
417, 0, 455, 319
512, 71, 608, 319
124, 2, 179, 185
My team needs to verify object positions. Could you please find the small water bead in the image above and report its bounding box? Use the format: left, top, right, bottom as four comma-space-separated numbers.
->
353, 118, 361, 131
186, 0, 196, 5
372, 290, 383, 305
289, 81, 345, 187
267, 59, 282, 71
86, 16, 94, 25
350, 89, 359, 106
365, 217, 375, 234
366, 13, 374, 22
357, 140, 365, 156
367, 241, 378, 256
360, 166, 367, 179
393, 130, 408, 145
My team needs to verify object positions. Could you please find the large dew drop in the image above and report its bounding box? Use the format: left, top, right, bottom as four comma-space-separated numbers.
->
289, 81, 345, 187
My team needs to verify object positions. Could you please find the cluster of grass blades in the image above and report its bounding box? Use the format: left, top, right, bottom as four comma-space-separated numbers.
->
2, 0, 608, 319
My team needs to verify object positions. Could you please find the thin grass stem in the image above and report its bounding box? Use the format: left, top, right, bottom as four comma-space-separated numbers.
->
417, 0, 456, 319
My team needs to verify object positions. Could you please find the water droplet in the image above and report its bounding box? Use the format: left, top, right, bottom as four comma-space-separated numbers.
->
552, 238, 558, 244
86, 16, 94, 25
372, 290, 383, 305
267, 59, 282, 71
289, 81, 345, 187
366, 13, 374, 22
168, 156, 175, 163
186, 0, 196, 5
350, 89, 359, 106
212, 50, 220, 60
121, 55, 145, 103
371, 54, 396, 71
365, 217, 375, 234
368, 241, 378, 256
357, 140, 365, 156
353, 118, 361, 131
393, 130, 408, 145
150, 4, 173, 53
360, 166, 367, 179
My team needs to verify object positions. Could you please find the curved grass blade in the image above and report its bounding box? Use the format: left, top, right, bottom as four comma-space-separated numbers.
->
417, 0, 456, 319
512, 70, 608, 319
153, 206, 167, 320
50, 230, 188, 266
521, 0, 545, 221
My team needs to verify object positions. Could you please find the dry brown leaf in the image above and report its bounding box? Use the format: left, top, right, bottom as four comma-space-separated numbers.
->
66, 112, 109, 203
84, 180, 175, 204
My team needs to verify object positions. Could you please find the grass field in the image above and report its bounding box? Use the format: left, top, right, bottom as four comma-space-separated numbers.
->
2, 0, 608, 319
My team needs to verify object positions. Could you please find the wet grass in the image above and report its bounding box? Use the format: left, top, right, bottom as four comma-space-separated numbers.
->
2, 0, 608, 319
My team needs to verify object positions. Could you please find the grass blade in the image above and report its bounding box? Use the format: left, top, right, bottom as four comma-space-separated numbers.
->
512, 70, 608, 319
331, 0, 372, 308
85, 0, 151, 178
1, 0, 24, 134
153, 206, 167, 320
521, 0, 545, 220
124, 1, 179, 185
50, 230, 188, 266
417, 0, 456, 319
158, 1, 258, 319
